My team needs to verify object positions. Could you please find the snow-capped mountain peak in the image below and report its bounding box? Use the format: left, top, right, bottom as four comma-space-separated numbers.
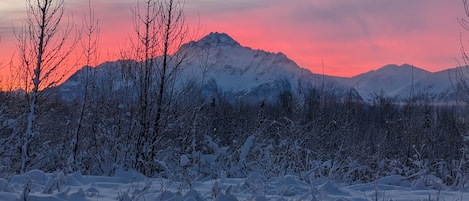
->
195, 32, 240, 47
356, 64, 430, 78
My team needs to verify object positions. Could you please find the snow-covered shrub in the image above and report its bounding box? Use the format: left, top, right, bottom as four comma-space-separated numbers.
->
43, 171, 65, 194
19, 177, 31, 201
241, 172, 267, 199
186, 135, 229, 180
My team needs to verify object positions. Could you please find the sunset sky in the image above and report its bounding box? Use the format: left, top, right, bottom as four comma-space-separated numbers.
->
0, 0, 468, 81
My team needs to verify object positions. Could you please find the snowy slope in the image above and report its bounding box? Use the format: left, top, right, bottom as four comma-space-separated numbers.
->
178, 32, 339, 103
57, 61, 134, 102
390, 67, 464, 102
56, 32, 354, 103
341, 64, 432, 101
56, 32, 463, 104
345, 64, 467, 103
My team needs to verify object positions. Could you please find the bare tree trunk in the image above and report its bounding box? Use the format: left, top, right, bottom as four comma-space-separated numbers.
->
151, 0, 189, 155
68, 0, 99, 173
21, 1, 47, 173
457, 0, 469, 104
129, 0, 160, 174
15, 0, 79, 173
128, 0, 190, 175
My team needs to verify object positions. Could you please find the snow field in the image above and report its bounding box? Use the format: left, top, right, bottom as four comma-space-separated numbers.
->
0, 169, 468, 201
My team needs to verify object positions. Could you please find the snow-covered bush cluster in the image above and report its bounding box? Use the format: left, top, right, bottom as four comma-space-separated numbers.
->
1, 84, 469, 191
3, 168, 467, 201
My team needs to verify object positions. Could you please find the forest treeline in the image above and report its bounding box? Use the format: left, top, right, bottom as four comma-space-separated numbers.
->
0, 83, 468, 188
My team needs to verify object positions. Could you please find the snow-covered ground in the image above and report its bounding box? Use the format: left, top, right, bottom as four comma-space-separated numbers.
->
1, 169, 467, 201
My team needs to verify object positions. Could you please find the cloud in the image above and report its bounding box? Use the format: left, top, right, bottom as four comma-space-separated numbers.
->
0, 0, 466, 77
186, 0, 282, 14
228, 0, 465, 75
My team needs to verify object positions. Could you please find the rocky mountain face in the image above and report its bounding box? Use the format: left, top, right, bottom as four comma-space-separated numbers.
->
56, 32, 464, 104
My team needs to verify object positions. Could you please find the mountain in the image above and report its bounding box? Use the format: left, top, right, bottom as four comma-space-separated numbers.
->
390, 67, 465, 103
56, 32, 357, 104
337, 64, 465, 103
56, 61, 135, 102
179, 32, 361, 103
56, 32, 465, 104
337, 64, 432, 101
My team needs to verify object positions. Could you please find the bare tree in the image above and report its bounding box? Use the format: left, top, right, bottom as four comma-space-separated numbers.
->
15, 0, 79, 173
67, 0, 99, 173
151, 0, 192, 177
127, 0, 161, 174
128, 0, 191, 175
457, 0, 469, 104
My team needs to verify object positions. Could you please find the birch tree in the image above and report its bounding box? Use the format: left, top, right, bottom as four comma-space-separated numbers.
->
67, 0, 99, 173
129, 0, 191, 175
15, 0, 79, 173
150, 0, 192, 176
128, 0, 161, 174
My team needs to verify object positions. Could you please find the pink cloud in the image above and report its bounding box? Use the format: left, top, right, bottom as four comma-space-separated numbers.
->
0, 0, 467, 79
186, 0, 465, 76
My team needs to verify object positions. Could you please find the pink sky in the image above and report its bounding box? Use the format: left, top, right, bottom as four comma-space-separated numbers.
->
0, 0, 468, 82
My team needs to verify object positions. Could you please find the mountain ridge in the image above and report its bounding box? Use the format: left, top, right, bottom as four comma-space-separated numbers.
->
56, 32, 464, 104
